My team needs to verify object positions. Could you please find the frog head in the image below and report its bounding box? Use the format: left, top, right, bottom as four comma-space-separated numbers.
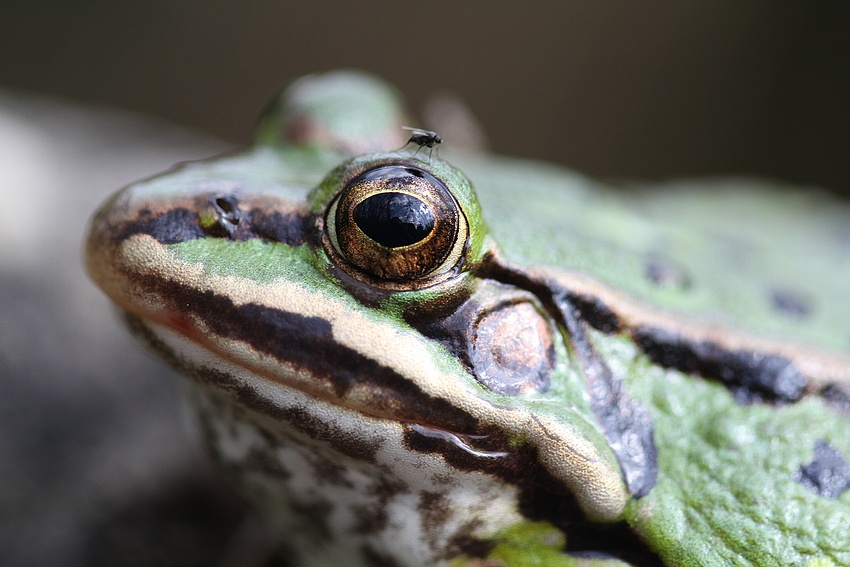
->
85, 72, 652, 565
87, 71, 850, 566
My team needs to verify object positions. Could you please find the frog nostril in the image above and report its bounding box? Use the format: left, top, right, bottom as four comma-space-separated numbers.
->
215, 197, 233, 212
201, 195, 243, 238
213, 196, 240, 225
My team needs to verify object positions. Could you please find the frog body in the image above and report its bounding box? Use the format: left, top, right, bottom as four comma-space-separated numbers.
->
86, 71, 850, 566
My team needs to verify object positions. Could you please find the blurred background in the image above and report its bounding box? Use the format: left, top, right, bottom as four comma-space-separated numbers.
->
3, 1, 849, 192
2, 3, 849, 566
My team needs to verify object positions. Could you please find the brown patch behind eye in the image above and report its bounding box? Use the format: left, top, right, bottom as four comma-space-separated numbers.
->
469, 301, 553, 396
415, 281, 554, 397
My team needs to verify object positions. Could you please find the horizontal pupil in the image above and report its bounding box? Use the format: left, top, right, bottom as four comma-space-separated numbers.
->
353, 192, 435, 248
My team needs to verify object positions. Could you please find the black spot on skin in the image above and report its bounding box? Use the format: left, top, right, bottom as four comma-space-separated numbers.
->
418, 492, 452, 545
820, 383, 850, 415
447, 536, 495, 561
352, 476, 407, 536
112, 195, 309, 246
243, 445, 293, 480
794, 440, 850, 499
646, 257, 691, 289
352, 504, 389, 535
290, 498, 335, 542
116, 207, 206, 244
770, 289, 810, 319
634, 326, 807, 404
418, 491, 491, 560
306, 451, 352, 488
248, 209, 310, 246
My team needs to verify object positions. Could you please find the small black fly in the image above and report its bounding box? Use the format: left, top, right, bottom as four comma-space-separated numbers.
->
402, 126, 442, 159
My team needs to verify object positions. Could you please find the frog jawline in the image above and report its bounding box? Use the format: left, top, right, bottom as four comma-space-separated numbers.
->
120, 296, 489, 442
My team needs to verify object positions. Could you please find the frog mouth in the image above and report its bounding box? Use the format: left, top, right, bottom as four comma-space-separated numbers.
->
127, 305, 653, 558
114, 265, 485, 437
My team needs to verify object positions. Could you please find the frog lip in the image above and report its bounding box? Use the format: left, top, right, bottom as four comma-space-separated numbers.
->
127, 307, 519, 478
110, 261, 483, 436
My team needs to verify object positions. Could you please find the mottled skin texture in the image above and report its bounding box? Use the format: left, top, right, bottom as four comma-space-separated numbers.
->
86, 71, 850, 566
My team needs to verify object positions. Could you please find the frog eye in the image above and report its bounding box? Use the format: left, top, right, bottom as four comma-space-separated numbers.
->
324, 163, 469, 288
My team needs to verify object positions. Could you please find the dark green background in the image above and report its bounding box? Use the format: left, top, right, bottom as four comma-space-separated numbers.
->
3, 1, 849, 193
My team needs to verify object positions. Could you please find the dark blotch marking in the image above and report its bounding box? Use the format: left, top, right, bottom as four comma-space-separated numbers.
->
133, 276, 479, 433
794, 440, 850, 499
418, 491, 450, 534
248, 209, 310, 246
116, 207, 206, 245
770, 289, 810, 319
353, 476, 407, 536
564, 292, 622, 333
820, 383, 850, 415
417, 491, 502, 563
553, 291, 658, 499
113, 194, 309, 246
634, 326, 807, 404
290, 498, 335, 542
352, 505, 389, 536
404, 423, 663, 566
471, 258, 656, 497
446, 536, 495, 561
123, 311, 383, 464
306, 452, 352, 488
646, 257, 691, 289
243, 445, 293, 480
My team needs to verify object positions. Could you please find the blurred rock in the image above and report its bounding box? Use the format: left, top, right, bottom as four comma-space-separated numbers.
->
0, 91, 253, 567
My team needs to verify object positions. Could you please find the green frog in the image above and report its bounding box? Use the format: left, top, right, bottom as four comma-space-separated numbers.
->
86, 70, 850, 566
